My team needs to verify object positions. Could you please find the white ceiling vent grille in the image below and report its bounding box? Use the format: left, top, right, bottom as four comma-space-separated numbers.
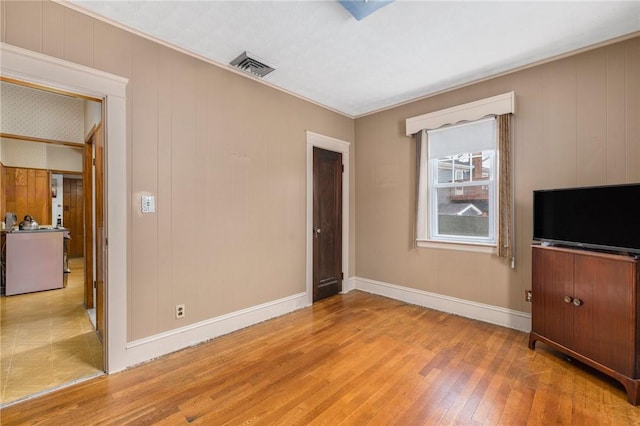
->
229, 52, 275, 78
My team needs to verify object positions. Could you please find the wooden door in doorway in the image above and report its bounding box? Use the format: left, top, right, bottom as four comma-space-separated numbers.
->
83, 123, 105, 342
63, 177, 84, 257
84, 135, 94, 310
313, 147, 343, 302
94, 125, 105, 341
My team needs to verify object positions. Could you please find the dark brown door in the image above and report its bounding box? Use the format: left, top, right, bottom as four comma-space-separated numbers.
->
313, 147, 342, 302
63, 177, 84, 257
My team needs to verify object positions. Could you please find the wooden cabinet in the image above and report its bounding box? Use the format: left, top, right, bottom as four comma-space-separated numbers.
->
529, 245, 640, 405
4, 167, 51, 226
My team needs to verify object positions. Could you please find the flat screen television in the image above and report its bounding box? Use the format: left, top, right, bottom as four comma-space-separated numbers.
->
533, 183, 640, 255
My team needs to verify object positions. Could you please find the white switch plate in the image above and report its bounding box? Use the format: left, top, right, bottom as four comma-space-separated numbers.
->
141, 195, 155, 213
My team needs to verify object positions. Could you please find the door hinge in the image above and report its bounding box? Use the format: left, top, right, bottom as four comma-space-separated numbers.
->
92, 158, 95, 166
93, 280, 96, 289
341, 272, 344, 280
342, 164, 344, 173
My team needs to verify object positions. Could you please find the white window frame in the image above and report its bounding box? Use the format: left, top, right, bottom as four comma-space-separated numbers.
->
428, 145, 496, 245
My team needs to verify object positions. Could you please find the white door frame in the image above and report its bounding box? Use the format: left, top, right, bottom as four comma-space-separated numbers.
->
1, 43, 129, 373
305, 131, 351, 306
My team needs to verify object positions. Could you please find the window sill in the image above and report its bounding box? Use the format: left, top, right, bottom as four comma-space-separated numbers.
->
416, 240, 496, 254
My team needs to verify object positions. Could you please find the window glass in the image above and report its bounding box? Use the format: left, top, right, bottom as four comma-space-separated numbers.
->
432, 159, 492, 240
419, 118, 497, 245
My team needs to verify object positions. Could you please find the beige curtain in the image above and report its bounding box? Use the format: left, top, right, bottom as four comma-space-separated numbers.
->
497, 114, 514, 265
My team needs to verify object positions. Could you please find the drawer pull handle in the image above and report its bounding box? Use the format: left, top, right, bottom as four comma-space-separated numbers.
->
564, 295, 573, 304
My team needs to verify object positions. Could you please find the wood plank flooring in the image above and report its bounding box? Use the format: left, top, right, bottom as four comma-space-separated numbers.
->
1, 291, 639, 425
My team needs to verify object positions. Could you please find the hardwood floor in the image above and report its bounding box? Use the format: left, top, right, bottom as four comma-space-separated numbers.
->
1, 291, 639, 425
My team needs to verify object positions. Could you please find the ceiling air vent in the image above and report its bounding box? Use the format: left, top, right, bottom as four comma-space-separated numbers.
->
229, 51, 275, 78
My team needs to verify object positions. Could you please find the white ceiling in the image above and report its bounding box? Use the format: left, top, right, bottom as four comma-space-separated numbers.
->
69, 1, 640, 117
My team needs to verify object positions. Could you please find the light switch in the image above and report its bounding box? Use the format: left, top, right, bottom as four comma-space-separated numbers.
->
141, 195, 155, 213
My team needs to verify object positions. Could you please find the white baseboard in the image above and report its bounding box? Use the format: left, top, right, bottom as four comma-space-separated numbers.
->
123, 292, 309, 369
341, 276, 357, 293
118, 276, 529, 371
354, 277, 531, 332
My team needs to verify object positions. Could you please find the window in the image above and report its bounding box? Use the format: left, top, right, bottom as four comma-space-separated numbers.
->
417, 117, 497, 246
407, 92, 513, 257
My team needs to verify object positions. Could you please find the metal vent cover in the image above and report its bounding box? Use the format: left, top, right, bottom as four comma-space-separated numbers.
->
229, 51, 275, 78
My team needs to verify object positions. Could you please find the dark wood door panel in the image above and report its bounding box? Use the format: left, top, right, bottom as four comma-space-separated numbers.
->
63, 178, 84, 257
313, 147, 342, 302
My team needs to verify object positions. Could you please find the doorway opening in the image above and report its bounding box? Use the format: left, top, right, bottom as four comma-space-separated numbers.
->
0, 78, 105, 406
2, 42, 129, 377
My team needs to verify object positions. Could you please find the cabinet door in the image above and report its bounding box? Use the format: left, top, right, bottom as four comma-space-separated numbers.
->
574, 254, 635, 376
532, 247, 575, 345
4, 167, 51, 225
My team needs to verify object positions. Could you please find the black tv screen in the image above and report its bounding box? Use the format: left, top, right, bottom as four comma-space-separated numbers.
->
533, 183, 640, 254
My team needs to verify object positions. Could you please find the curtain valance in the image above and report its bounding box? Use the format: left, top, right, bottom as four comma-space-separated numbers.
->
405, 92, 514, 136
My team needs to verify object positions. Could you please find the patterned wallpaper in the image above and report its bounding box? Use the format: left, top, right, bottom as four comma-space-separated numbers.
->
0, 81, 84, 143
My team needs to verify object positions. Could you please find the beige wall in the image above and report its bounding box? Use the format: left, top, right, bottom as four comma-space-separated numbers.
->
0, 137, 46, 169
83, 99, 101, 139
0, 138, 82, 171
1, 0, 354, 341
46, 144, 83, 172
355, 36, 640, 313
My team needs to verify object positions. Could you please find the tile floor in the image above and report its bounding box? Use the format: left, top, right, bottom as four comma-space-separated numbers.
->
0, 257, 103, 406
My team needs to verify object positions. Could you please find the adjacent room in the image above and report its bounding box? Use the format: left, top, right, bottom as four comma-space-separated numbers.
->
0, 81, 104, 404
1, 0, 639, 423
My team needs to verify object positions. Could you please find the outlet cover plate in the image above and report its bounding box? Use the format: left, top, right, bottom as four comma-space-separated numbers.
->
176, 304, 185, 319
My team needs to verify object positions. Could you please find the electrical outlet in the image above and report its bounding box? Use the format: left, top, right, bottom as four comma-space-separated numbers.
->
176, 304, 185, 319
525, 290, 532, 303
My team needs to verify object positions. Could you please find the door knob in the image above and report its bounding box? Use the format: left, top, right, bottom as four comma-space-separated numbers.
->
313, 227, 321, 238
572, 298, 583, 307
564, 295, 573, 304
